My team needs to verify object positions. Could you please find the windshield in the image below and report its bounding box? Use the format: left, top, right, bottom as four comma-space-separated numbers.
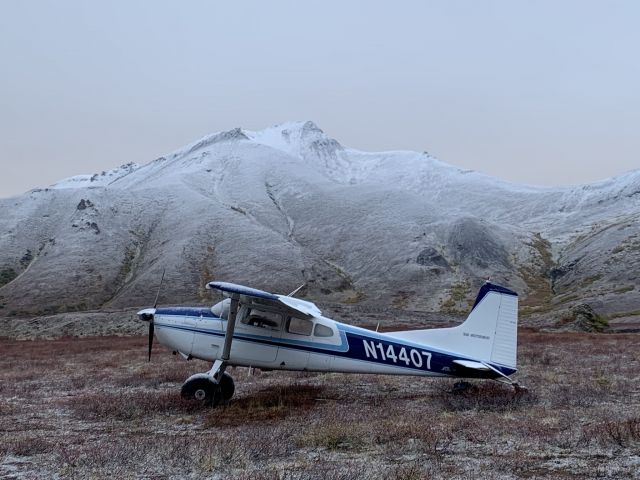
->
210, 298, 230, 320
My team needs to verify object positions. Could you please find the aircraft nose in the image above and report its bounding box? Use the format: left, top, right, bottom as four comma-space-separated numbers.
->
137, 308, 156, 322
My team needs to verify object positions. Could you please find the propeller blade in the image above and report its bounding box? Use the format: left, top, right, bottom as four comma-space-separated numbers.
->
148, 320, 154, 362
153, 268, 166, 309
147, 268, 164, 362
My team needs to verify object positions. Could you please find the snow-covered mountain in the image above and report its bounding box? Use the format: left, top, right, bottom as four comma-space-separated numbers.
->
1, 121, 638, 326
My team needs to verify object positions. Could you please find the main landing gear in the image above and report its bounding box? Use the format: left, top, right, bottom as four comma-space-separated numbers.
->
181, 360, 235, 406
182, 292, 241, 406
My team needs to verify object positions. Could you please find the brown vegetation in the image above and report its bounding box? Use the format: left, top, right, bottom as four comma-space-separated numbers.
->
0, 331, 639, 478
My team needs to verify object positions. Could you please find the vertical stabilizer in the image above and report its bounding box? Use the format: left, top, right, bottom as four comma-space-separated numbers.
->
387, 282, 519, 368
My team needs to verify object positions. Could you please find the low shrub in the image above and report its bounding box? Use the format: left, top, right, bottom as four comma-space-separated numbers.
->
69, 390, 206, 420
436, 382, 537, 413
585, 418, 640, 447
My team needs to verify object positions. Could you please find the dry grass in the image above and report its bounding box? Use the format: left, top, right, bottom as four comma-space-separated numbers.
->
0, 331, 639, 478
207, 384, 323, 427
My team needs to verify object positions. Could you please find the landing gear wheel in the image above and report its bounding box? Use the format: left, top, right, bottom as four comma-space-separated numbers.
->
181, 377, 222, 406
219, 372, 235, 402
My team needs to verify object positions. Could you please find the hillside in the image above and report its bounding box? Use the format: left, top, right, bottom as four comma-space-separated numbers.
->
0, 121, 638, 327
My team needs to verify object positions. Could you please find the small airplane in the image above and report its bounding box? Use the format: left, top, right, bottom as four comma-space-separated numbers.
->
138, 280, 522, 405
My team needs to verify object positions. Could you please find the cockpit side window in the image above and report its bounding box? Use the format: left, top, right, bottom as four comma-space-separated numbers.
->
242, 307, 283, 330
286, 316, 313, 336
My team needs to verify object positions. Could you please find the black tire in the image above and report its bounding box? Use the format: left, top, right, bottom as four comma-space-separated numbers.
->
219, 372, 235, 402
181, 377, 221, 406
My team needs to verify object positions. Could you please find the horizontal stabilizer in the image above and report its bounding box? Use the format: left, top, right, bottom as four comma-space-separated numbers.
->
452, 359, 491, 371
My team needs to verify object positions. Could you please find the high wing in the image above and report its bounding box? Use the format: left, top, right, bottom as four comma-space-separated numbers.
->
205, 281, 322, 319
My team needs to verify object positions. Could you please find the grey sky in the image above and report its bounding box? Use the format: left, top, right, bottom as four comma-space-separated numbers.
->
1, 1, 638, 198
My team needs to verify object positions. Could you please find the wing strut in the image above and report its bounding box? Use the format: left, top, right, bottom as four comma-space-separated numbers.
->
208, 293, 239, 381
221, 294, 239, 363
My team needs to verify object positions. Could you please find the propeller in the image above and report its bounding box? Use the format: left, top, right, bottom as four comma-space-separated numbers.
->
148, 268, 165, 362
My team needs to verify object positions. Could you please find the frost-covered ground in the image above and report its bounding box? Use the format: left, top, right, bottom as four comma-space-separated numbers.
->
1, 331, 639, 479
0, 121, 638, 325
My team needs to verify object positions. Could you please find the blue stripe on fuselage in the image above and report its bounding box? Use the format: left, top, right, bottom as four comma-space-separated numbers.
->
156, 307, 217, 318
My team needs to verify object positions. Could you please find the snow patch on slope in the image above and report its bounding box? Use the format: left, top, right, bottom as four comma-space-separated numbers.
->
51, 163, 140, 189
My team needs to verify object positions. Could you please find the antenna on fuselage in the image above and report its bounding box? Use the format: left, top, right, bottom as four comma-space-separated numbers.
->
287, 284, 305, 297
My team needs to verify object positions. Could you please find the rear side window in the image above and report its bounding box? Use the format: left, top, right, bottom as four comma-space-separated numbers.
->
314, 323, 333, 337
287, 316, 313, 336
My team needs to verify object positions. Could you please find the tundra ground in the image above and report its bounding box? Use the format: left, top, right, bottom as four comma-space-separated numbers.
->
0, 332, 639, 479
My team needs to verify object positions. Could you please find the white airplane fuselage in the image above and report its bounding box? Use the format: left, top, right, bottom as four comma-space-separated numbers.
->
150, 305, 516, 379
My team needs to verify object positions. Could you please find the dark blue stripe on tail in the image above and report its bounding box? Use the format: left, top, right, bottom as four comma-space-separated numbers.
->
472, 282, 518, 310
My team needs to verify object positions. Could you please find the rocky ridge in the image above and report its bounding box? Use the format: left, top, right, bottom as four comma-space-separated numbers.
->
0, 121, 638, 329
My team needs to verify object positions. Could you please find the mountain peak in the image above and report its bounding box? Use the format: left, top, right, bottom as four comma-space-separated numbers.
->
181, 128, 250, 157
242, 120, 343, 161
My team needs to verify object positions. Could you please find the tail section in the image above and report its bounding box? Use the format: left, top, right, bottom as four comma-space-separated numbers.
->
387, 282, 518, 369
464, 283, 518, 367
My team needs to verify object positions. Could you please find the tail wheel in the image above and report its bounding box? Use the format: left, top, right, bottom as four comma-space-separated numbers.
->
181, 377, 221, 406
219, 372, 235, 402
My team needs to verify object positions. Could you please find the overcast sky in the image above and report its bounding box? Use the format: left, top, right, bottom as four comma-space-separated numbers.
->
1, 1, 638, 198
